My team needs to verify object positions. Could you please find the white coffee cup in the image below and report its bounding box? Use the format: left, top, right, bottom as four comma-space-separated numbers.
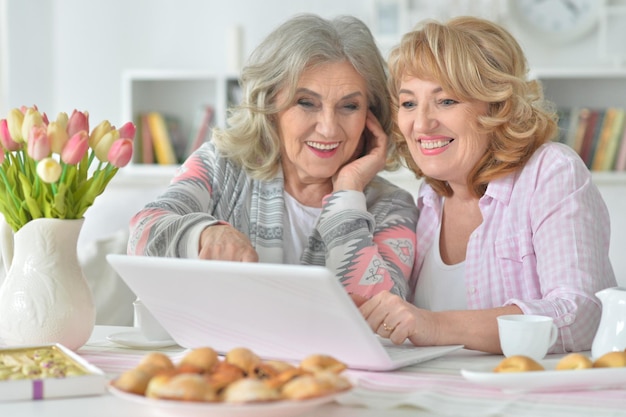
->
497, 314, 558, 361
133, 299, 171, 341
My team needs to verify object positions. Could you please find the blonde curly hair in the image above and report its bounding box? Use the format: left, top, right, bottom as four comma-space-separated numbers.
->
387, 16, 559, 197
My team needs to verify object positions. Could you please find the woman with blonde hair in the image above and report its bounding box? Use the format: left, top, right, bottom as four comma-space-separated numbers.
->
128, 14, 418, 299
355, 16, 616, 353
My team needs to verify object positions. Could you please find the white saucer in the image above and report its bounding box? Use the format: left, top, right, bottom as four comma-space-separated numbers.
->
107, 330, 178, 349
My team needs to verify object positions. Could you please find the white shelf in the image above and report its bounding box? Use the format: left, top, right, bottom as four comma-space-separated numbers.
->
121, 69, 240, 165
531, 67, 626, 109
531, 67, 626, 79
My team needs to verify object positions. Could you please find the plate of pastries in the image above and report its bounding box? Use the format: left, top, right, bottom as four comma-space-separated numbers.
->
461, 350, 626, 393
109, 346, 352, 417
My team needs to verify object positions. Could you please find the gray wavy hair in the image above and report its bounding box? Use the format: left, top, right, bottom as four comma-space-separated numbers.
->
211, 13, 399, 180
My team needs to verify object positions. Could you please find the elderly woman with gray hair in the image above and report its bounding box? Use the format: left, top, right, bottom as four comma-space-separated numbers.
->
128, 13, 418, 299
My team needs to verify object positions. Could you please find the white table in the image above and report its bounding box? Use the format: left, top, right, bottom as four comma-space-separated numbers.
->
1, 326, 624, 417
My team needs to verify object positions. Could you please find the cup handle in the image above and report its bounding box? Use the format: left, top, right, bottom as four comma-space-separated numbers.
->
548, 322, 558, 348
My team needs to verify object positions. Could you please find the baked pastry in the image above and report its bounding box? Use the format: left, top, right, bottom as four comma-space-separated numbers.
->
251, 362, 282, 380
280, 372, 344, 400
264, 367, 310, 389
148, 373, 217, 402
221, 378, 281, 403
136, 352, 175, 376
300, 354, 347, 374
112, 368, 154, 395
264, 360, 297, 373
493, 355, 544, 372
144, 370, 178, 398
178, 347, 219, 373
593, 350, 626, 368
204, 361, 246, 391
225, 347, 262, 375
555, 353, 593, 370
112, 346, 350, 403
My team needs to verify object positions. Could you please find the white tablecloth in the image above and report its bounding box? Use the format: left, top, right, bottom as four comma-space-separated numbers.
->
2, 326, 625, 417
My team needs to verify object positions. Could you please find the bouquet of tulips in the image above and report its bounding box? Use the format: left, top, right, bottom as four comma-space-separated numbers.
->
0, 105, 135, 232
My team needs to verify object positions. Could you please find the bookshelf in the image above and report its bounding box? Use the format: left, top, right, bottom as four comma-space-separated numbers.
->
532, 67, 626, 182
121, 69, 240, 166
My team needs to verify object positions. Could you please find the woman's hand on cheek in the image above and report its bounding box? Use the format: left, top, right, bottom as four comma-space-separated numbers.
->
333, 111, 387, 192
199, 224, 259, 262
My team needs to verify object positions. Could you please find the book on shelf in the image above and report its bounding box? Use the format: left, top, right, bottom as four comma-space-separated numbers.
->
188, 105, 215, 156
604, 108, 626, 171
613, 121, 626, 171
163, 114, 186, 163
591, 108, 617, 171
145, 112, 178, 165
592, 108, 625, 171
555, 107, 572, 144
140, 113, 155, 164
578, 109, 603, 168
570, 108, 590, 156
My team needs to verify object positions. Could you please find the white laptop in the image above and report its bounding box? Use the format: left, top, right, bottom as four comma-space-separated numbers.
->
106, 254, 463, 371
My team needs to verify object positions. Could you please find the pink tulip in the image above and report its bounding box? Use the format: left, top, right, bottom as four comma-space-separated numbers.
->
67, 110, 89, 138
61, 131, 89, 165
117, 121, 136, 140
107, 138, 133, 167
0, 119, 22, 152
27, 125, 51, 161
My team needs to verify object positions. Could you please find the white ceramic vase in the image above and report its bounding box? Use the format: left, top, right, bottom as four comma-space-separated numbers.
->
0, 217, 95, 350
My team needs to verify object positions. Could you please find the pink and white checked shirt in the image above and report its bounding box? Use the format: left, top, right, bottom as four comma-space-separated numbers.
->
412, 142, 616, 353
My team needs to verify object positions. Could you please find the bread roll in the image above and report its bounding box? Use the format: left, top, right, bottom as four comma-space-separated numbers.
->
137, 352, 175, 375
225, 347, 262, 375
593, 350, 626, 368
178, 347, 219, 373
493, 355, 544, 372
113, 368, 154, 395
555, 353, 593, 370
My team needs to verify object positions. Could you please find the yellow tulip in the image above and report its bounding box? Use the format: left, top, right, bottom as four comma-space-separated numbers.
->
89, 120, 112, 148
6, 108, 24, 142
36, 157, 62, 183
48, 121, 69, 154
21, 108, 44, 142
94, 130, 119, 162
55, 112, 69, 132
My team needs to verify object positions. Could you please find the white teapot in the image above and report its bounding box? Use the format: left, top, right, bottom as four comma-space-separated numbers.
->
591, 287, 626, 359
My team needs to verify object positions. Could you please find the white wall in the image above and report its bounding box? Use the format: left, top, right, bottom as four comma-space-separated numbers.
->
3, 0, 370, 125
1, 1, 624, 323
2, 0, 618, 125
